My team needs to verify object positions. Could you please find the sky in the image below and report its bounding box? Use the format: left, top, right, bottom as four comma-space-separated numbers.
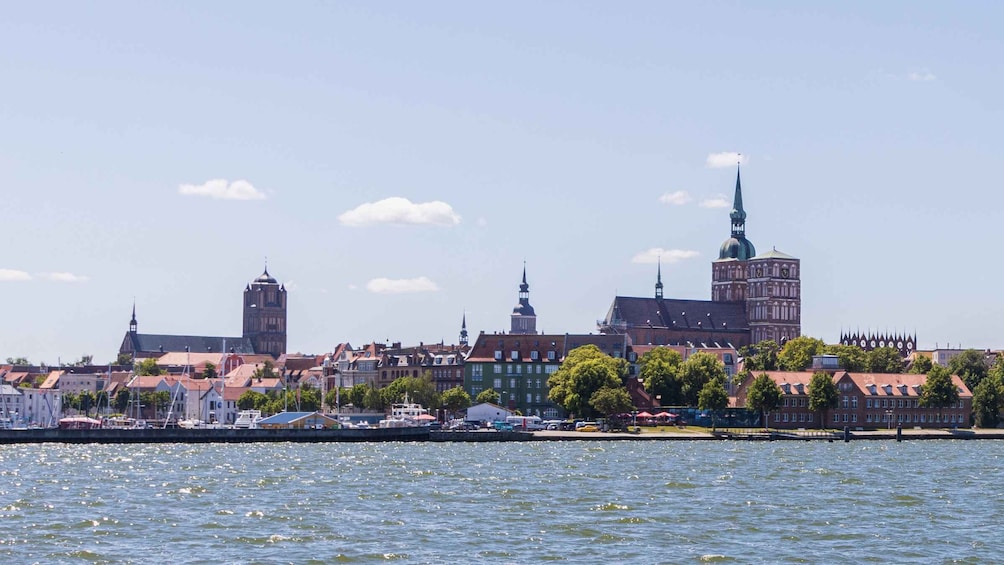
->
2, 2, 1003, 364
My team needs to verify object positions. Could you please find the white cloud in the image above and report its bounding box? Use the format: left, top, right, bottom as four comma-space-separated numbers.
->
338, 197, 461, 227
0, 269, 32, 281
659, 190, 692, 205
907, 70, 936, 81
706, 152, 748, 168
365, 276, 440, 294
700, 197, 730, 209
178, 179, 267, 200
39, 272, 89, 283
631, 248, 700, 264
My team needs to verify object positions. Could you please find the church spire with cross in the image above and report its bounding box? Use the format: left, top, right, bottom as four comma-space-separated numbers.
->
510, 262, 537, 334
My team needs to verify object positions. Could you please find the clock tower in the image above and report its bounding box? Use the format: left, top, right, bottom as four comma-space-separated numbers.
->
746, 250, 801, 344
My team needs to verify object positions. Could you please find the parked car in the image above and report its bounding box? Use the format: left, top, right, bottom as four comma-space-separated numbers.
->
577, 424, 599, 432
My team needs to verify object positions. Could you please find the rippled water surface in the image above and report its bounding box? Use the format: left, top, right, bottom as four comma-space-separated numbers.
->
1, 441, 1003, 563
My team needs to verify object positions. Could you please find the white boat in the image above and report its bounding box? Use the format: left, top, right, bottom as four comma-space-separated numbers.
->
233, 410, 262, 429
379, 394, 430, 428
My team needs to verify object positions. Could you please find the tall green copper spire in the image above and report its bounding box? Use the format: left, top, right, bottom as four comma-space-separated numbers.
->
730, 164, 746, 237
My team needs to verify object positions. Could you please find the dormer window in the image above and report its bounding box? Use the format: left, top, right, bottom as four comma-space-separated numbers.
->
511, 350, 519, 360
868, 384, 877, 395
781, 383, 791, 394
547, 351, 556, 361
531, 351, 539, 360
883, 384, 893, 395
494, 350, 502, 360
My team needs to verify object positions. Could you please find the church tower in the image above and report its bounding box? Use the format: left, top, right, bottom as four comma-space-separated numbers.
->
460, 312, 469, 347
712, 165, 756, 303
242, 265, 287, 358
655, 257, 664, 300
746, 249, 801, 344
510, 265, 537, 335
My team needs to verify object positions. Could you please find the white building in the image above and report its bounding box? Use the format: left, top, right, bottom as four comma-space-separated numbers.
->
466, 402, 514, 423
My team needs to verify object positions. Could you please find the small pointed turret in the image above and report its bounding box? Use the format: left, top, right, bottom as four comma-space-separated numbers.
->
655, 257, 664, 300
129, 301, 138, 334
460, 311, 469, 346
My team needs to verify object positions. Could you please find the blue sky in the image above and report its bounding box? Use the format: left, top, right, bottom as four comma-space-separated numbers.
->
2, 2, 1002, 364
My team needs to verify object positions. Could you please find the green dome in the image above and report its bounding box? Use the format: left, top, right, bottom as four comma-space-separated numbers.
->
719, 236, 756, 261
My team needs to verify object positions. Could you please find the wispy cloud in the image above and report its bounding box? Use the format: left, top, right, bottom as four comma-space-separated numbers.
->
39, 272, 89, 283
700, 196, 730, 209
0, 269, 32, 282
659, 190, 692, 205
907, 69, 936, 82
0, 270, 89, 282
706, 152, 748, 169
631, 248, 700, 264
338, 197, 461, 227
178, 179, 267, 200
365, 276, 440, 294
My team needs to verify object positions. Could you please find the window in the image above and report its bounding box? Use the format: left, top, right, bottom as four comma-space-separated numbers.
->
842, 414, 848, 423
516, 365, 522, 375
511, 350, 519, 360
526, 393, 532, 403
494, 364, 502, 374
472, 365, 483, 381
531, 351, 539, 360
775, 413, 781, 422
494, 350, 502, 360
851, 414, 857, 423
866, 399, 872, 409
851, 397, 858, 409
493, 378, 502, 389
547, 351, 556, 361
842, 396, 848, 409
509, 378, 516, 389
833, 414, 839, 423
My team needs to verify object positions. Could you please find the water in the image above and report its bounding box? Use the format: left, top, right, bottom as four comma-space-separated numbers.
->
1, 440, 1001, 563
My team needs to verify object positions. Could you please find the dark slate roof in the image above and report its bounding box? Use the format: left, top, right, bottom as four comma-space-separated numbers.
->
128, 333, 256, 354
603, 297, 749, 332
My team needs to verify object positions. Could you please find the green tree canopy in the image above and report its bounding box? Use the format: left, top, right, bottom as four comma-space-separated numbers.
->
252, 359, 277, 382
547, 345, 626, 419
135, 358, 163, 376
807, 371, 839, 428
475, 388, 500, 405
697, 376, 729, 430
237, 390, 267, 411
78, 391, 97, 417
746, 373, 782, 428
823, 344, 867, 372
345, 383, 368, 408
948, 349, 989, 392
738, 340, 780, 372
589, 386, 634, 416
639, 347, 684, 405
680, 352, 727, 406
866, 347, 905, 373
6, 356, 30, 365
920, 365, 960, 422
202, 362, 218, 380
441, 386, 472, 417
363, 386, 386, 411
909, 355, 933, 374
381, 372, 440, 410
777, 336, 826, 371
972, 373, 1002, 428
114, 389, 131, 413
115, 352, 133, 366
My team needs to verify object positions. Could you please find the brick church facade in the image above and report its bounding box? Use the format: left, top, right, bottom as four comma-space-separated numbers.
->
599, 167, 801, 348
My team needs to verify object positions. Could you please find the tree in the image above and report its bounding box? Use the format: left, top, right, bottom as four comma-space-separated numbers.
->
62, 392, 78, 415
948, 349, 989, 392
78, 391, 97, 417
823, 344, 867, 372
70, 355, 94, 366
909, 355, 933, 374
114, 389, 131, 413
639, 348, 684, 405
972, 374, 1003, 428
920, 365, 960, 425
589, 386, 634, 417
135, 358, 162, 376
5, 356, 29, 365
476, 388, 500, 405
777, 337, 826, 371
381, 372, 440, 410
697, 376, 729, 431
866, 347, 905, 373
441, 386, 472, 419
252, 359, 277, 382
115, 352, 133, 366
746, 373, 782, 429
547, 345, 626, 419
345, 383, 368, 408
238, 390, 266, 411
679, 352, 727, 406
363, 386, 387, 411
202, 362, 218, 380
807, 371, 839, 429
739, 340, 780, 372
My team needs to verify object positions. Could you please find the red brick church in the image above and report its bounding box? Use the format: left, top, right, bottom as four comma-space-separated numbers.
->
598, 166, 800, 348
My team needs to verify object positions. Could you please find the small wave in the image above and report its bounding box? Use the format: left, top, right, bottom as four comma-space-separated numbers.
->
699, 554, 736, 562
594, 502, 629, 511
664, 481, 698, 489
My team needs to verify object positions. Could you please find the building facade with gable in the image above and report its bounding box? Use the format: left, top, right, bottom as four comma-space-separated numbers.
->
599, 166, 801, 348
